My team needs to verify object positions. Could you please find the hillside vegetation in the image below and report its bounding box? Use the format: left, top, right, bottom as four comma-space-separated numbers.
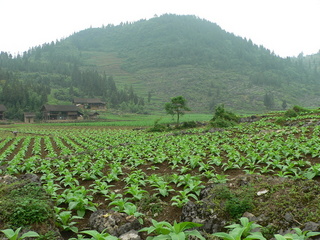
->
0, 14, 320, 119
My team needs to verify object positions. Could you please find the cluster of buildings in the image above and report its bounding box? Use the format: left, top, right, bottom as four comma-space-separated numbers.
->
0, 98, 106, 123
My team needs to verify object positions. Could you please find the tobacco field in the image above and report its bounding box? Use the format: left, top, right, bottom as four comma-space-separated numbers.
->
1, 112, 320, 239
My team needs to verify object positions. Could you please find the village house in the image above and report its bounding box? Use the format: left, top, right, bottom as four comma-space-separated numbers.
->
0, 104, 7, 120
24, 112, 36, 123
41, 104, 81, 121
73, 98, 106, 110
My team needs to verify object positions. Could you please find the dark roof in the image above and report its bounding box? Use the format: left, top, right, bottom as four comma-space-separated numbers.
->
42, 104, 80, 112
73, 98, 105, 104
24, 112, 36, 117
0, 104, 7, 111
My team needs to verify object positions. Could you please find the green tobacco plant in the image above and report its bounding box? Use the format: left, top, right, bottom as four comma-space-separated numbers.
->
139, 219, 204, 240
0, 227, 39, 240
57, 187, 97, 217
124, 184, 148, 201
170, 190, 198, 208
212, 217, 266, 240
89, 180, 114, 196
79, 230, 119, 240
55, 208, 82, 233
151, 180, 174, 197
274, 227, 320, 240
108, 198, 131, 212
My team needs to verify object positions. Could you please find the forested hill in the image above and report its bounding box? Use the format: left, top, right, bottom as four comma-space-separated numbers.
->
0, 14, 320, 118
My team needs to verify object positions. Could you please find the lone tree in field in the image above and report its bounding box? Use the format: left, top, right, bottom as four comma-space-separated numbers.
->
165, 96, 190, 124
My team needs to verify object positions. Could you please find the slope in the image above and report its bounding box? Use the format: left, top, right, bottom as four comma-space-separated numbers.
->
1, 14, 319, 115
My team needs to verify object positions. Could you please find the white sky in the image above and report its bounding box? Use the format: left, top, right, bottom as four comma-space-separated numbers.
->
0, 0, 319, 58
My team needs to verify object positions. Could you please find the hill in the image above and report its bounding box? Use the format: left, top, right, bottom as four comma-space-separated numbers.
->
0, 14, 319, 119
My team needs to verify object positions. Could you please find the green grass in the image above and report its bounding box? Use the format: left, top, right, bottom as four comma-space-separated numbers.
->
36, 113, 212, 127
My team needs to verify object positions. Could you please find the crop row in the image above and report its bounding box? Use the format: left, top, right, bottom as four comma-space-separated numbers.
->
1, 117, 320, 238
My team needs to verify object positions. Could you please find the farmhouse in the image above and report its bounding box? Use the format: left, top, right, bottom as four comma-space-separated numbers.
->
24, 112, 36, 123
73, 98, 106, 110
0, 104, 7, 120
41, 104, 81, 121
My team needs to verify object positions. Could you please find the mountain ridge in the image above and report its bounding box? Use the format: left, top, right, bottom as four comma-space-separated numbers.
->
0, 14, 320, 118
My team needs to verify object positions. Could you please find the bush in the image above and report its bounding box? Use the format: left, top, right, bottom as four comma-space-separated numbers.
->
210, 105, 239, 128
292, 105, 310, 113
147, 119, 170, 132
283, 105, 310, 119
284, 109, 298, 118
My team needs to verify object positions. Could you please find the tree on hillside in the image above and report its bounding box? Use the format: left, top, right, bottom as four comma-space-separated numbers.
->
263, 92, 275, 110
165, 96, 190, 124
282, 100, 287, 110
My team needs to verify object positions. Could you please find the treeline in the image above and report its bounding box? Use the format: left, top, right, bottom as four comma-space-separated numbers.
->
0, 44, 145, 119
0, 68, 50, 119
71, 67, 144, 109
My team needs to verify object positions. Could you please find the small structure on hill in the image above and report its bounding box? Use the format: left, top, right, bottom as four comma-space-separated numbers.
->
41, 104, 81, 121
24, 112, 36, 123
73, 98, 106, 110
0, 104, 7, 120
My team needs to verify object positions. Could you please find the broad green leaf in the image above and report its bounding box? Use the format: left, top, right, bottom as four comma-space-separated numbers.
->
20, 231, 40, 239
1, 228, 18, 240
212, 232, 236, 240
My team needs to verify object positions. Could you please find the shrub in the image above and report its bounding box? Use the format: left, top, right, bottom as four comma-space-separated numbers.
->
284, 109, 298, 118
148, 118, 166, 132
181, 121, 197, 129
292, 105, 310, 113
284, 105, 310, 118
210, 105, 239, 128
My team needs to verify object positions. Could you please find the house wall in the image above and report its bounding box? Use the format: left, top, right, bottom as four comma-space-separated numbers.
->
24, 117, 35, 123
43, 111, 79, 120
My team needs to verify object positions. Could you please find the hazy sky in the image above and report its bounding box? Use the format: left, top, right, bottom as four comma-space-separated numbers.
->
1, 0, 319, 58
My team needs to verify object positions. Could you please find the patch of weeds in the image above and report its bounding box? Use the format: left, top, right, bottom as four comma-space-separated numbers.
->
0, 181, 54, 227
211, 184, 254, 220
225, 197, 253, 219
261, 224, 278, 240
251, 178, 320, 232
36, 230, 58, 240
138, 194, 164, 216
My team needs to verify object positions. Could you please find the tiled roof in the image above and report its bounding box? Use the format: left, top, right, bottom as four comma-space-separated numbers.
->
42, 104, 80, 112
73, 98, 105, 104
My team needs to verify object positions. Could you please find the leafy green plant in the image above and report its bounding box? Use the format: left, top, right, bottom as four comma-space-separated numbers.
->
0, 227, 39, 240
151, 180, 174, 197
89, 180, 114, 196
139, 219, 204, 240
80, 230, 119, 240
57, 187, 97, 217
274, 227, 320, 240
124, 184, 148, 201
212, 217, 266, 240
170, 190, 198, 208
55, 208, 82, 233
